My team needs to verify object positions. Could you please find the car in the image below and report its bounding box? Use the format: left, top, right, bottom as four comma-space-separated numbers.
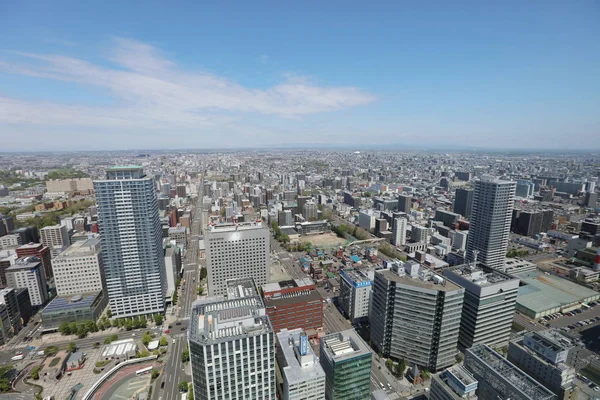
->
176, 322, 182, 325
173, 339, 176, 344
161, 382, 165, 389
164, 330, 170, 334
181, 327, 186, 331
594, 387, 600, 392
168, 325, 172, 328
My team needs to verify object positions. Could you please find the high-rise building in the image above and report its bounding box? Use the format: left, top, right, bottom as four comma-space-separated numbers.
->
443, 263, 519, 349
40, 224, 70, 258
0, 304, 12, 345
0, 288, 22, 335
430, 366, 478, 400
339, 269, 371, 324
411, 225, 429, 243
392, 217, 407, 246
15, 288, 32, 325
262, 279, 323, 338
435, 209, 460, 228
453, 188, 473, 219
188, 278, 275, 400
584, 192, 598, 208
276, 329, 326, 400
514, 210, 543, 237
507, 330, 577, 400
371, 261, 464, 372
302, 201, 318, 221
94, 166, 166, 318
464, 344, 556, 400
465, 178, 516, 269
205, 222, 269, 296
6, 259, 48, 306
15, 243, 53, 280
51, 238, 105, 297
319, 330, 372, 400
164, 246, 181, 301
398, 195, 412, 213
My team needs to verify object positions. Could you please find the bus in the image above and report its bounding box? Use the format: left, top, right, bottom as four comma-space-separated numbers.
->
135, 366, 153, 376
11, 353, 24, 361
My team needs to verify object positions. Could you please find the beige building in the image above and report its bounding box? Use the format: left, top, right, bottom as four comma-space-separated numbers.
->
46, 178, 94, 194
52, 238, 105, 297
40, 224, 70, 257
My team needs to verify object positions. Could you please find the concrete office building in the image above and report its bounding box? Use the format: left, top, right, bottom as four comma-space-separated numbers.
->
15, 288, 32, 324
451, 231, 468, 252
164, 246, 181, 300
453, 188, 473, 220
168, 226, 187, 247
464, 344, 556, 400
302, 201, 318, 221
276, 329, 326, 400
279, 210, 293, 226
435, 210, 460, 228
15, 243, 53, 280
358, 210, 376, 231
430, 365, 478, 400
398, 195, 412, 213
94, 166, 166, 318
507, 330, 577, 400
371, 261, 464, 372
319, 330, 372, 400
188, 278, 275, 400
339, 269, 371, 324
205, 222, 269, 296
6, 259, 48, 306
466, 178, 516, 269
0, 288, 22, 334
0, 304, 12, 345
443, 263, 519, 349
40, 224, 70, 258
51, 238, 105, 297
41, 291, 107, 330
392, 217, 407, 246
411, 225, 429, 244
0, 234, 22, 249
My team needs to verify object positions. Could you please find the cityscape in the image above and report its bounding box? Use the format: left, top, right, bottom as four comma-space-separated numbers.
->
1, 2, 599, 400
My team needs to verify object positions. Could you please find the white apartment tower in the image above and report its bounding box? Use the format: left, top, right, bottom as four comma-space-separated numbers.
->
466, 177, 516, 269
205, 222, 269, 296
94, 166, 166, 318
51, 237, 105, 297
392, 217, 407, 246
6, 259, 48, 306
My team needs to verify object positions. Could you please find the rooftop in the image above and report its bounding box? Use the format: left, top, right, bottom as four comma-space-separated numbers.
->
378, 265, 462, 293
102, 338, 137, 357
107, 165, 143, 170
6, 259, 42, 271
320, 329, 371, 363
16, 242, 44, 250
42, 291, 102, 312
207, 221, 266, 233
445, 262, 517, 287
467, 344, 555, 400
515, 270, 600, 314
340, 269, 371, 286
262, 278, 315, 295
263, 290, 322, 307
276, 329, 325, 386
54, 238, 101, 258
190, 279, 271, 345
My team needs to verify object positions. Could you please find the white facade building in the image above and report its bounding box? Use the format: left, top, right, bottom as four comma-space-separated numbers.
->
392, 217, 407, 246
6, 259, 48, 306
40, 224, 70, 257
51, 237, 105, 297
205, 222, 269, 296
276, 329, 326, 400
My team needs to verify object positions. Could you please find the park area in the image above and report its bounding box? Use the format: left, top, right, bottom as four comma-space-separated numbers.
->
299, 233, 346, 248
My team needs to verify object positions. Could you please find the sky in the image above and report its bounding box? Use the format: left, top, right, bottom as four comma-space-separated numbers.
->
0, 1, 599, 151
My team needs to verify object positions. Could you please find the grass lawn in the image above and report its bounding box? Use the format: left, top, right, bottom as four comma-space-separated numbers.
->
48, 357, 61, 368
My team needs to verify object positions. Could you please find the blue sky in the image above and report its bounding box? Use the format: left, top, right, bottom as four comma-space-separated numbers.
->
1, 1, 598, 151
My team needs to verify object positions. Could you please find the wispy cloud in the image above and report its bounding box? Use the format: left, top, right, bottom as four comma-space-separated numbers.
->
0, 37, 375, 130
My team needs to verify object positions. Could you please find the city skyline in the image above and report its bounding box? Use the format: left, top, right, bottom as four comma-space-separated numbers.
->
1, 2, 599, 151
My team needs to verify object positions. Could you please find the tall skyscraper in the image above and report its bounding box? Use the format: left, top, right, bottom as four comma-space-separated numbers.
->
94, 166, 166, 318
398, 195, 412, 213
371, 261, 464, 372
319, 329, 372, 400
453, 188, 473, 219
189, 278, 275, 400
205, 222, 269, 296
443, 263, 520, 349
465, 178, 516, 269
392, 217, 407, 246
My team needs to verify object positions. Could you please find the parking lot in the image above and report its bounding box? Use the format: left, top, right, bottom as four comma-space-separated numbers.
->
544, 302, 600, 330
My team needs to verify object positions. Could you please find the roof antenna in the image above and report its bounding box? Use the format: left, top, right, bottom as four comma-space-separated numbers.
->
471, 250, 479, 270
